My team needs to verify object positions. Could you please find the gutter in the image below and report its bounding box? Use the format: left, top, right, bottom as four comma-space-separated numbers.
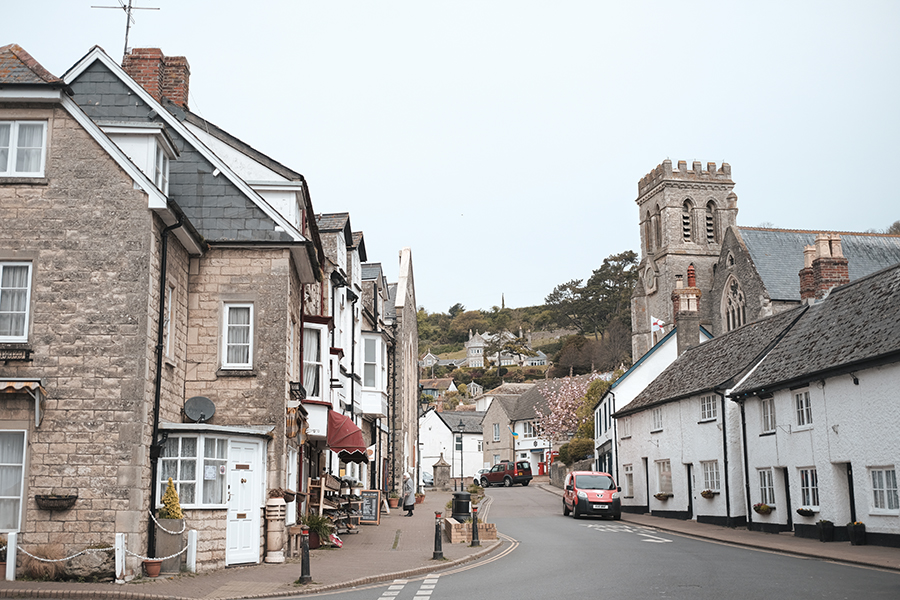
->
148, 216, 183, 559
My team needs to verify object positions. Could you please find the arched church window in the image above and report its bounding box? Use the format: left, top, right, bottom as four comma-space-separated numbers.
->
724, 277, 746, 332
706, 201, 717, 244
682, 200, 693, 242
654, 204, 662, 249
645, 211, 653, 253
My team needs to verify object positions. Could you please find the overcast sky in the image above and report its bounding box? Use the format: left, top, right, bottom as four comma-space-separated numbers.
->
9, 1, 900, 313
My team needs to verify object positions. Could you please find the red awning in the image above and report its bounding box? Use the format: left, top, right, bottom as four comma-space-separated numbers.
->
326, 411, 369, 463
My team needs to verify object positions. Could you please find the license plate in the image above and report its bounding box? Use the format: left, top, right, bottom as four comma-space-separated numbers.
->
593, 504, 609, 510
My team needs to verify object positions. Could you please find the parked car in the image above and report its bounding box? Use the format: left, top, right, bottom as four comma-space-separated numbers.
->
422, 471, 434, 487
562, 471, 621, 519
473, 468, 489, 482
480, 460, 533, 487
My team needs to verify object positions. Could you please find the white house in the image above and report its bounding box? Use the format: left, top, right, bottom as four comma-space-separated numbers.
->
418, 408, 486, 486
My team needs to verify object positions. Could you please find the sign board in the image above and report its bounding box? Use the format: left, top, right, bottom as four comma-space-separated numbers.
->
359, 490, 381, 525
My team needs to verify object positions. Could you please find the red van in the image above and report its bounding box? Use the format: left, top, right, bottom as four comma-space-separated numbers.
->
562, 471, 621, 519
480, 460, 533, 487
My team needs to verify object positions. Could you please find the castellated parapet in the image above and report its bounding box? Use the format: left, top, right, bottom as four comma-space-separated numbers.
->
638, 159, 733, 197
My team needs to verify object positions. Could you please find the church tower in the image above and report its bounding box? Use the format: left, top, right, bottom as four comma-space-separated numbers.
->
631, 160, 738, 360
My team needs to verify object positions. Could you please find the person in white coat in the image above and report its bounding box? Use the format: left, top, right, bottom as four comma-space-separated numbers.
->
402, 472, 415, 517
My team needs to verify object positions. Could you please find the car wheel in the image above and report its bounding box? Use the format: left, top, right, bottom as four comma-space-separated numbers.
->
504, 476, 512, 487
522, 480, 530, 486
480, 477, 490, 488
563, 501, 570, 516
613, 512, 621, 520
572, 503, 580, 518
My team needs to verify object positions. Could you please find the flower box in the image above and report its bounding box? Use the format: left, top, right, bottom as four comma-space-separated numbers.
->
654, 492, 673, 501
35, 494, 77, 511
796, 507, 815, 517
700, 489, 717, 499
752, 503, 773, 515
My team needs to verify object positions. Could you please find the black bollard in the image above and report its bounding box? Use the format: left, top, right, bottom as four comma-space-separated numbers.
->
297, 525, 311, 584
433, 511, 444, 560
471, 505, 480, 547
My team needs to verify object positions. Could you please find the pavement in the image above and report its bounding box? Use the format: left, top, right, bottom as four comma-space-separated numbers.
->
2, 476, 898, 599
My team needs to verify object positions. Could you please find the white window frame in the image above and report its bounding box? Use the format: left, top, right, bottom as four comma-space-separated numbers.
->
701, 460, 720, 492
302, 324, 327, 401
493, 423, 500, 442
455, 434, 463, 451
0, 120, 47, 177
799, 467, 819, 508
761, 397, 776, 433
0, 262, 33, 343
870, 467, 899, 513
759, 468, 776, 506
657, 459, 672, 495
222, 303, 253, 369
700, 395, 717, 421
154, 142, 170, 195
795, 390, 812, 428
624, 463, 634, 498
286, 446, 299, 525
158, 434, 228, 509
620, 417, 631, 439
523, 421, 534, 438
163, 285, 175, 358
0, 429, 27, 531
652, 407, 663, 432
476, 440, 483, 452
363, 337, 379, 389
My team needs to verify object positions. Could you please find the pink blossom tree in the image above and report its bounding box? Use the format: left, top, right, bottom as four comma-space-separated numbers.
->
533, 373, 602, 454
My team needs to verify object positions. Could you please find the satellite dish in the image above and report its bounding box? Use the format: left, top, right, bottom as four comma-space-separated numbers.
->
184, 396, 216, 423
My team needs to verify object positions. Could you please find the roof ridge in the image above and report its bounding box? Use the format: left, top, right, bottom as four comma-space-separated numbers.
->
739, 225, 900, 238
1, 43, 64, 85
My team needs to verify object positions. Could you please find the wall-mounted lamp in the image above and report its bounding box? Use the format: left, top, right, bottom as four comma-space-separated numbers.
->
849, 373, 859, 385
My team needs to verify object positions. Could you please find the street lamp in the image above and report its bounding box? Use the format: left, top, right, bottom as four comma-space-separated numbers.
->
457, 419, 465, 492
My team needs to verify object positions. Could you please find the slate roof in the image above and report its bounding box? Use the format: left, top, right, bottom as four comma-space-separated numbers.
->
0, 44, 65, 86
385, 283, 398, 320
738, 227, 900, 301
437, 411, 486, 434
615, 307, 805, 417
731, 262, 900, 397
509, 374, 600, 422
420, 378, 455, 391
316, 213, 350, 233
361, 263, 382, 281
351, 231, 367, 262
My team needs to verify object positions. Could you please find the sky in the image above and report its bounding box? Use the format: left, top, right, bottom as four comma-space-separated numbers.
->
7, 1, 900, 313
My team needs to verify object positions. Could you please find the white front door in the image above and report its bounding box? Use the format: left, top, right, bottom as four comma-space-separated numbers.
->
226, 439, 261, 565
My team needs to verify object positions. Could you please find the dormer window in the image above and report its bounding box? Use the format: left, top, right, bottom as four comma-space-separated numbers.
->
154, 144, 170, 195
100, 122, 177, 195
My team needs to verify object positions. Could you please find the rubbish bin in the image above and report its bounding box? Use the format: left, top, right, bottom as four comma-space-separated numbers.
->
451, 491, 471, 521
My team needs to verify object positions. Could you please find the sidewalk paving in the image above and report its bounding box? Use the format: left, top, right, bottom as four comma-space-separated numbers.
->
3, 479, 898, 599
0, 491, 498, 600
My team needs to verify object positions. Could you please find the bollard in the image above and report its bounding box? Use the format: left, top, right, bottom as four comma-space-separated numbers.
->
433, 511, 444, 560
470, 505, 480, 547
297, 525, 311, 584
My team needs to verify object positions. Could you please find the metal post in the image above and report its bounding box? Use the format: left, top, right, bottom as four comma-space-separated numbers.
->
297, 525, 311, 584
470, 505, 480, 547
433, 511, 444, 560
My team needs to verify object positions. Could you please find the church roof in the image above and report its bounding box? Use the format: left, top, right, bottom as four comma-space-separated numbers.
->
615, 307, 805, 418
737, 227, 900, 301
731, 262, 900, 398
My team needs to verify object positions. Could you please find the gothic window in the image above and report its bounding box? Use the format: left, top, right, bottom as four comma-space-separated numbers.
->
727, 252, 735, 267
645, 211, 653, 253
682, 200, 693, 242
724, 277, 746, 331
706, 201, 718, 244
654, 204, 662, 249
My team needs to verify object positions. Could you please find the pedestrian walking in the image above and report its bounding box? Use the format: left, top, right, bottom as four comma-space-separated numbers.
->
402, 472, 415, 516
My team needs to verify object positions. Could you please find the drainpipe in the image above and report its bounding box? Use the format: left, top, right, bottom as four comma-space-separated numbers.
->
609, 392, 618, 483
148, 216, 183, 559
717, 391, 732, 525
738, 398, 753, 528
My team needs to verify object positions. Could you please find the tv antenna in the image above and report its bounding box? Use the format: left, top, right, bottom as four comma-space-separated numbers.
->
92, 0, 160, 60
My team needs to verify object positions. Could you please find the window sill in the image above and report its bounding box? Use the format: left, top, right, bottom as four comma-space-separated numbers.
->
759, 431, 775, 437
0, 176, 49, 185
698, 418, 717, 424
793, 425, 813, 433
650, 428, 663, 434
619, 435, 632, 440
217, 368, 257, 378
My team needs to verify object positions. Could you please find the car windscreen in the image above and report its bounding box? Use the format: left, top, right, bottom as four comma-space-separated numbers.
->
516, 462, 530, 471
574, 474, 615, 490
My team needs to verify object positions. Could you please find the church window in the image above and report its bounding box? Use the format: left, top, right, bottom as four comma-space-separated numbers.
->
724, 277, 746, 331
654, 204, 662, 249
706, 201, 718, 244
682, 200, 693, 242
645, 211, 653, 252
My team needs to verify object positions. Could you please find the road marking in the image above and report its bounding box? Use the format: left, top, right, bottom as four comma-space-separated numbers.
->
581, 523, 673, 543
637, 532, 673, 543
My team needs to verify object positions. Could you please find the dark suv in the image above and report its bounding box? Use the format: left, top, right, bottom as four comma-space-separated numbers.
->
480, 460, 533, 487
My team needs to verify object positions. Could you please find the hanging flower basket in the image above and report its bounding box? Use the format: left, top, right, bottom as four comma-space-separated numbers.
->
700, 489, 717, 499
753, 503, 774, 515
654, 492, 673, 501
35, 494, 77, 511
796, 507, 815, 517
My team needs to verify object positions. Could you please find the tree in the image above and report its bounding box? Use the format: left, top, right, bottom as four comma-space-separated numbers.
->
544, 279, 590, 335
533, 373, 602, 451
887, 220, 900, 235
448, 303, 466, 318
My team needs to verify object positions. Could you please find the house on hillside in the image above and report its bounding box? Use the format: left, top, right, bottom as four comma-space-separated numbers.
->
420, 378, 457, 400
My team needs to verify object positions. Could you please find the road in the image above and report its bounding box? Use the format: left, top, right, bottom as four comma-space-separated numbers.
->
301, 484, 900, 600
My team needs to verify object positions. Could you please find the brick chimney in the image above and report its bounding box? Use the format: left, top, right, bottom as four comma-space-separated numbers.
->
672, 264, 702, 355
798, 234, 849, 302
122, 48, 190, 109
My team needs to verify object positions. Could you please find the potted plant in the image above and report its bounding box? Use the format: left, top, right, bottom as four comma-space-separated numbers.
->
0, 533, 6, 574
817, 519, 835, 542
155, 477, 185, 575
654, 492, 672, 501
388, 491, 400, 508
302, 513, 334, 549
753, 502, 773, 515
796, 507, 815, 517
847, 521, 866, 546
415, 492, 426, 504
700, 489, 716, 499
